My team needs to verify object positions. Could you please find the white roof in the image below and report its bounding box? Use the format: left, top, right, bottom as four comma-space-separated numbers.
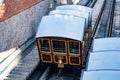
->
81, 71, 120, 80
36, 15, 86, 41
93, 38, 120, 52
49, 10, 89, 18
56, 5, 92, 13
87, 51, 120, 70
56, 5, 92, 22
49, 10, 89, 28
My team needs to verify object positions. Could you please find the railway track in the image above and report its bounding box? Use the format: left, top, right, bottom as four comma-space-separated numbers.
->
79, 0, 92, 6
106, 0, 115, 37
91, 0, 105, 39
93, 0, 120, 38
45, 68, 80, 80
111, 0, 120, 37
95, 0, 115, 38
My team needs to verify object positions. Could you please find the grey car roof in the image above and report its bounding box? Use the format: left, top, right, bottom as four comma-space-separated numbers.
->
81, 71, 120, 80
49, 10, 89, 18
87, 51, 120, 70
93, 38, 120, 52
56, 5, 92, 22
56, 5, 92, 13
36, 15, 86, 41
49, 10, 89, 28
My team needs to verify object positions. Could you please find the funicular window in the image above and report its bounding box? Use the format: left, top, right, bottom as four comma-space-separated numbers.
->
40, 39, 50, 52
69, 41, 79, 54
52, 40, 66, 53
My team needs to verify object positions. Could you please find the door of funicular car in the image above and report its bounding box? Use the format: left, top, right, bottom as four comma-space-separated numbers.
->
52, 38, 68, 68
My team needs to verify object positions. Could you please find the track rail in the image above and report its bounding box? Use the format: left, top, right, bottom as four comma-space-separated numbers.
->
91, 0, 106, 38
95, 0, 115, 38
46, 68, 80, 80
89, 0, 97, 8
106, 0, 115, 37
79, 0, 93, 6
111, 1, 120, 37
27, 64, 48, 80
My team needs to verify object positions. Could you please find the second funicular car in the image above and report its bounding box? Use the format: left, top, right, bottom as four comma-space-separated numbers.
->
81, 38, 120, 80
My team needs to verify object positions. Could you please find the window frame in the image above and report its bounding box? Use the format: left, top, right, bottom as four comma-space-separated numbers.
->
39, 38, 51, 53
51, 39, 67, 54
68, 40, 80, 55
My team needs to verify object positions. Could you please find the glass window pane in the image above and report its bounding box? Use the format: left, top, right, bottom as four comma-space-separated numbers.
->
52, 40, 66, 53
40, 39, 50, 52
69, 41, 79, 54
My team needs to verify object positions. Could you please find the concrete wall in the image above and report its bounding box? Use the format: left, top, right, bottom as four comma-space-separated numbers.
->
0, 0, 50, 52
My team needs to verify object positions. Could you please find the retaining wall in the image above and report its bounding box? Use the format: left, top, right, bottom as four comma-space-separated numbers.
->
0, 0, 50, 52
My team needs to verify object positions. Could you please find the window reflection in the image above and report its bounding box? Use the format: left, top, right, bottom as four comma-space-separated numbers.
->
69, 41, 79, 54
52, 40, 66, 53
40, 39, 50, 52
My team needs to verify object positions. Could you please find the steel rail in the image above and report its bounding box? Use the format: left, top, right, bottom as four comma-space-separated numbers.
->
106, 0, 115, 37
91, 0, 106, 38
89, 0, 97, 8
27, 65, 49, 80
95, 0, 115, 38
84, 0, 92, 6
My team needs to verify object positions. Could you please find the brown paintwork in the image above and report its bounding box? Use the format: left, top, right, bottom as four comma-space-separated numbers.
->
0, 0, 43, 21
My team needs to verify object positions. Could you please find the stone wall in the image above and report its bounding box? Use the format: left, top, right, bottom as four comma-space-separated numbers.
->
0, 0, 43, 21
0, 0, 50, 52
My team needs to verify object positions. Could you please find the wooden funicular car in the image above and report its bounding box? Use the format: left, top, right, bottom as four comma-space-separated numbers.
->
36, 5, 92, 68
